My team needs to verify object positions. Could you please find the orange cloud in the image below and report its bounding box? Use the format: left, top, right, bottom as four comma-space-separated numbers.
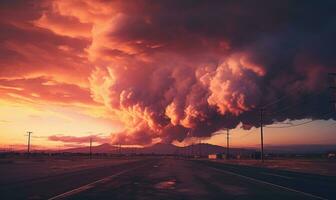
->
34, 12, 92, 38
48, 134, 110, 144
0, 76, 95, 105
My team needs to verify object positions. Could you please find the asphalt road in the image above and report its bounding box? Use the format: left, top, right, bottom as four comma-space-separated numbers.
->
196, 160, 336, 200
0, 158, 155, 199
1, 158, 335, 200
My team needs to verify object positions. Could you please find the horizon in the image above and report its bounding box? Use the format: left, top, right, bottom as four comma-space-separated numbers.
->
1, 141, 336, 153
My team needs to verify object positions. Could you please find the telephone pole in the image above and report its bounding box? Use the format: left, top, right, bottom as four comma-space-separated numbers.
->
27, 131, 32, 154
199, 139, 202, 157
260, 109, 264, 162
89, 137, 92, 159
226, 129, 230, 160
329, 73, 336, 111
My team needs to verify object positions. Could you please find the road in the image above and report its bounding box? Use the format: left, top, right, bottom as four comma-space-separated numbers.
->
0, 158, 335, 200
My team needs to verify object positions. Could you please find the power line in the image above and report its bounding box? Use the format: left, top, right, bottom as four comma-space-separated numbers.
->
263, 97, 311, 117
260, 84, 305, 109
261, 95, 288, 109
265, 112, 334, 129
241, 108, 333, 130
261, 90, 332, 129
263, 102, 325, 125
257, 83, 331, 122
265, 120, 317, 129
264, 90, 327, 118
239, 85, 306, 121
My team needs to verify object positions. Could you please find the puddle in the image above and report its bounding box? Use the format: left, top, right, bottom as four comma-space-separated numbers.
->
155, 179, 176, 190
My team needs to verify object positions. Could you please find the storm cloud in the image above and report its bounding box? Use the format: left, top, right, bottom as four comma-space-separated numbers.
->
1, 0, 336, 144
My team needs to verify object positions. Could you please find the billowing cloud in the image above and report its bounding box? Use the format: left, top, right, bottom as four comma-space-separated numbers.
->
1, 0, 335, 145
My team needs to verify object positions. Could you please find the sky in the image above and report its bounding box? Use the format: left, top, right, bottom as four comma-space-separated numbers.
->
0, 0, 335, 150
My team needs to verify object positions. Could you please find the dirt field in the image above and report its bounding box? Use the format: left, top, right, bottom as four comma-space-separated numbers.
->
211, 158, 336, 176
0, 156, 142, 185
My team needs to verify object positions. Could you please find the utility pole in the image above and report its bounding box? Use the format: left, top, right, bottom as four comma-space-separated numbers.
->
207, 143, 209, 157
185, 144, 187, 158
226, 129, 230, 160
199, 139, 202, 157
329, 73, 336, 111
89, 137, 92, 159
27, 131, 32, 154
182, 144, 186, 158
260, 109, 264, 162
190, 143, 192, 158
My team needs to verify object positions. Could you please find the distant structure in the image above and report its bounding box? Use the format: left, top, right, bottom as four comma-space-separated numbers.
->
208, 154, 223, 160
89, 137, 92, 159
26, 131, 32, 154
199, 139, 202, 157
260, 108, 264, 162
226, 129, 230, 159
329, 73, 336, 111
328, 152, 335, 159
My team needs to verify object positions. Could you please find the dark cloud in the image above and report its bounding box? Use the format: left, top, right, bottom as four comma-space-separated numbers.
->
89, 0, 336, 143
1, 0, 336, 144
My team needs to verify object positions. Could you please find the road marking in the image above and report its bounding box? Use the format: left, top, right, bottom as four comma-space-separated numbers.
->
48, 164, 149, 200
261, 172, 292, 179
208, 167, 327, 200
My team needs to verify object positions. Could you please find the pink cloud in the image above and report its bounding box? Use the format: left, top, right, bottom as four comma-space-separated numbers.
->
0, 76, 96, 105
48, 134, 110, 144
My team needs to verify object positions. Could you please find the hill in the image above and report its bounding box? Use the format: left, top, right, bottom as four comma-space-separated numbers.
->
62, 142, 253, 156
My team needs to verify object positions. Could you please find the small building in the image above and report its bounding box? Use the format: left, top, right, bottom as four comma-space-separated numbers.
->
208, 154, 223, 159
328, 153, 335, 159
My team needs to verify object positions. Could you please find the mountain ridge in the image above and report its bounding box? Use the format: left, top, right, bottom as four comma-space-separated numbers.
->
61, 142, 253, 155
59, 143, 336, 154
